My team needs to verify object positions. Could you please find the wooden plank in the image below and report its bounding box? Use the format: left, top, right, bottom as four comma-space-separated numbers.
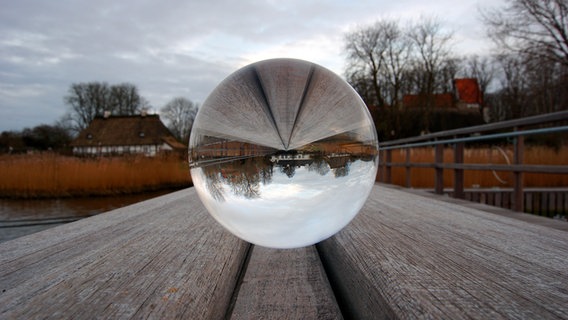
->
440, 163, 568, 173
435, 144, 444, 195
230, 246, 342, 319
387, 162, 568, 174
453, 142, 465, 199
318, 184, 568, 319
487, 191, 495, 206
526, 192, 533, 213
480, 191, 487, 204
514, 134, 524, 212
494, 191, 502, 208
382, 185, 568, 231
385, 149, 392, 184
503, 191, 511, 210
405, 148, 411, 188
549, 192, 556, 213
0, 188, 250, 319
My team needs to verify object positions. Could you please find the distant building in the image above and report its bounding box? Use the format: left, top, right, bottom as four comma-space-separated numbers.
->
70, 114, 186, 157
401, 78, 484, 110
453, 78, 483, 110
400, 78, 488, 122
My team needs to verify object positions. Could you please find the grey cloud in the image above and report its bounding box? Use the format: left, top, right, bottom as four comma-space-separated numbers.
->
0, 0, 503, 131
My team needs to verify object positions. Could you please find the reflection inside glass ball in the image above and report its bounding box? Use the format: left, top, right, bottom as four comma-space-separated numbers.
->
189, 58, 378, 248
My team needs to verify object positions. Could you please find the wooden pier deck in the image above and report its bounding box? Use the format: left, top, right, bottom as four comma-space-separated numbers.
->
0, 184, 567, 319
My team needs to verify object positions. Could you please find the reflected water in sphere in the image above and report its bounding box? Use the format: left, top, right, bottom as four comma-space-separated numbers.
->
189, 58, 379, 249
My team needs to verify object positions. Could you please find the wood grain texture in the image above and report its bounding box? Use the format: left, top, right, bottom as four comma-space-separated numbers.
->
388, 184, 568, 232
318, 184, 568, 319
0, 188, 249, 319
230, 245, 342, 320
3, 183, 566, 319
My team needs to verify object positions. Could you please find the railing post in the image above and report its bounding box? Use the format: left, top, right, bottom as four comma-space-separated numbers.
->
378, 149, 384, 182
514, 131, 525, 212
454, 142, 465, 199
386, 149, 392, 184
435, 144, 444, 195
405, 148, 411, 188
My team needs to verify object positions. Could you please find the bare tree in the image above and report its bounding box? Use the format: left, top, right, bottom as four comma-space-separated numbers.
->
408, 17, 454, 97
381, 23, 414, 108
489, 52, 568, 121
495, 54, 530, 120
64, 82, 110, 133
344, 20, 400, 107
64, 82, 147, 133
345, 17, 454, 107
482, 0, 568, 66
345, 19, 416, 139
109, 83, 145, 115
21, 124, 72, 151
160, 97, 198, 143
345, 70, 376, 106
481, 0, 568, 120
461, 55, 496, 99
344, 16, 458, 137
438, 57, 461, 93
407, 17, 455, 131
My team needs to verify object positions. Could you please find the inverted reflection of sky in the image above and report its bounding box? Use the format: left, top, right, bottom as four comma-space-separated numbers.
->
191, 159, 376, 248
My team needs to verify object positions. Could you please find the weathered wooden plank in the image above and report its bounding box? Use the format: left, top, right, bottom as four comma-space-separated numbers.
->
318, 184, 568, 319
230, 246, 342, 319
0, 188, 250, 319
416, 186, 568, 231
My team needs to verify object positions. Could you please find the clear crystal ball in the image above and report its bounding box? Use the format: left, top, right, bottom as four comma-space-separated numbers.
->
189, 58, 378, 248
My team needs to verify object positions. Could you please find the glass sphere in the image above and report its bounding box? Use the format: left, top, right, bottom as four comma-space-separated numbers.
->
189, 58, 378, 248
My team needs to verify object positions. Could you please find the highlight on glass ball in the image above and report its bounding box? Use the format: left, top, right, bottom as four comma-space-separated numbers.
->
188, 58, 379, 249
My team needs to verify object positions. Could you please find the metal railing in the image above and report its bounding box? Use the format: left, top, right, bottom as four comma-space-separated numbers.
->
378, 110, 568, 212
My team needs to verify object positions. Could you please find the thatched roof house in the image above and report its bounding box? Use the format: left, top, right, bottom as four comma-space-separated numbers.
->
71, 114, 186, 157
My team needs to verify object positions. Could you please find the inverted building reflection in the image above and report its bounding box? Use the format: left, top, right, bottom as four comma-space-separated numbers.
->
190, 133, 378, 202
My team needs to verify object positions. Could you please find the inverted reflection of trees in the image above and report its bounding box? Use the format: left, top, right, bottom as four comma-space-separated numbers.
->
307, 156, 330, 176
204, 171, 225, 202
199, 151, 374, 200
229, 171, 261, 199
259, 165, 273, 185
333, 162, 350, 178
280, 164, 296, 178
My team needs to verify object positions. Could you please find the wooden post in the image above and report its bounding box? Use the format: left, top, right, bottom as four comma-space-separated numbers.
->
378, 149, 384, 182
514, 132, 524, 212
385, 149, 392, 184
453, 142, 465, 199
405, 148, 411, 188
435, 144, 444, 195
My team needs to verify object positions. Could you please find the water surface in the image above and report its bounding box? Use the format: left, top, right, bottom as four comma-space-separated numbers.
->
0, 190, 172, 243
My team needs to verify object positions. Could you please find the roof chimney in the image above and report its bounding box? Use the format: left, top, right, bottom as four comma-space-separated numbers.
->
141, 108, 148, 117
103, 110, 111, 118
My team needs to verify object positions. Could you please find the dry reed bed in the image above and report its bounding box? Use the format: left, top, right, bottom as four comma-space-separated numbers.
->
0, 154, 192, 198
383, 146, 568, 189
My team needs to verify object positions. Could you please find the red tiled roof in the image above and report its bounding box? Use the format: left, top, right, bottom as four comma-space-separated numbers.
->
454, 78, 482, 104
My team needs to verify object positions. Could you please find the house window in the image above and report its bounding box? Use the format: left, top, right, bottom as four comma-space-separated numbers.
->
139, 132, 145, 138
87, 133, 93, 139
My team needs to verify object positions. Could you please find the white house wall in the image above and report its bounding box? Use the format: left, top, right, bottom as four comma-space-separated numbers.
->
73, 144, 168, 156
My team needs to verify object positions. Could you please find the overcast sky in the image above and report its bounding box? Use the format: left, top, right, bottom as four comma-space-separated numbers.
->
0, 0, 505, 131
